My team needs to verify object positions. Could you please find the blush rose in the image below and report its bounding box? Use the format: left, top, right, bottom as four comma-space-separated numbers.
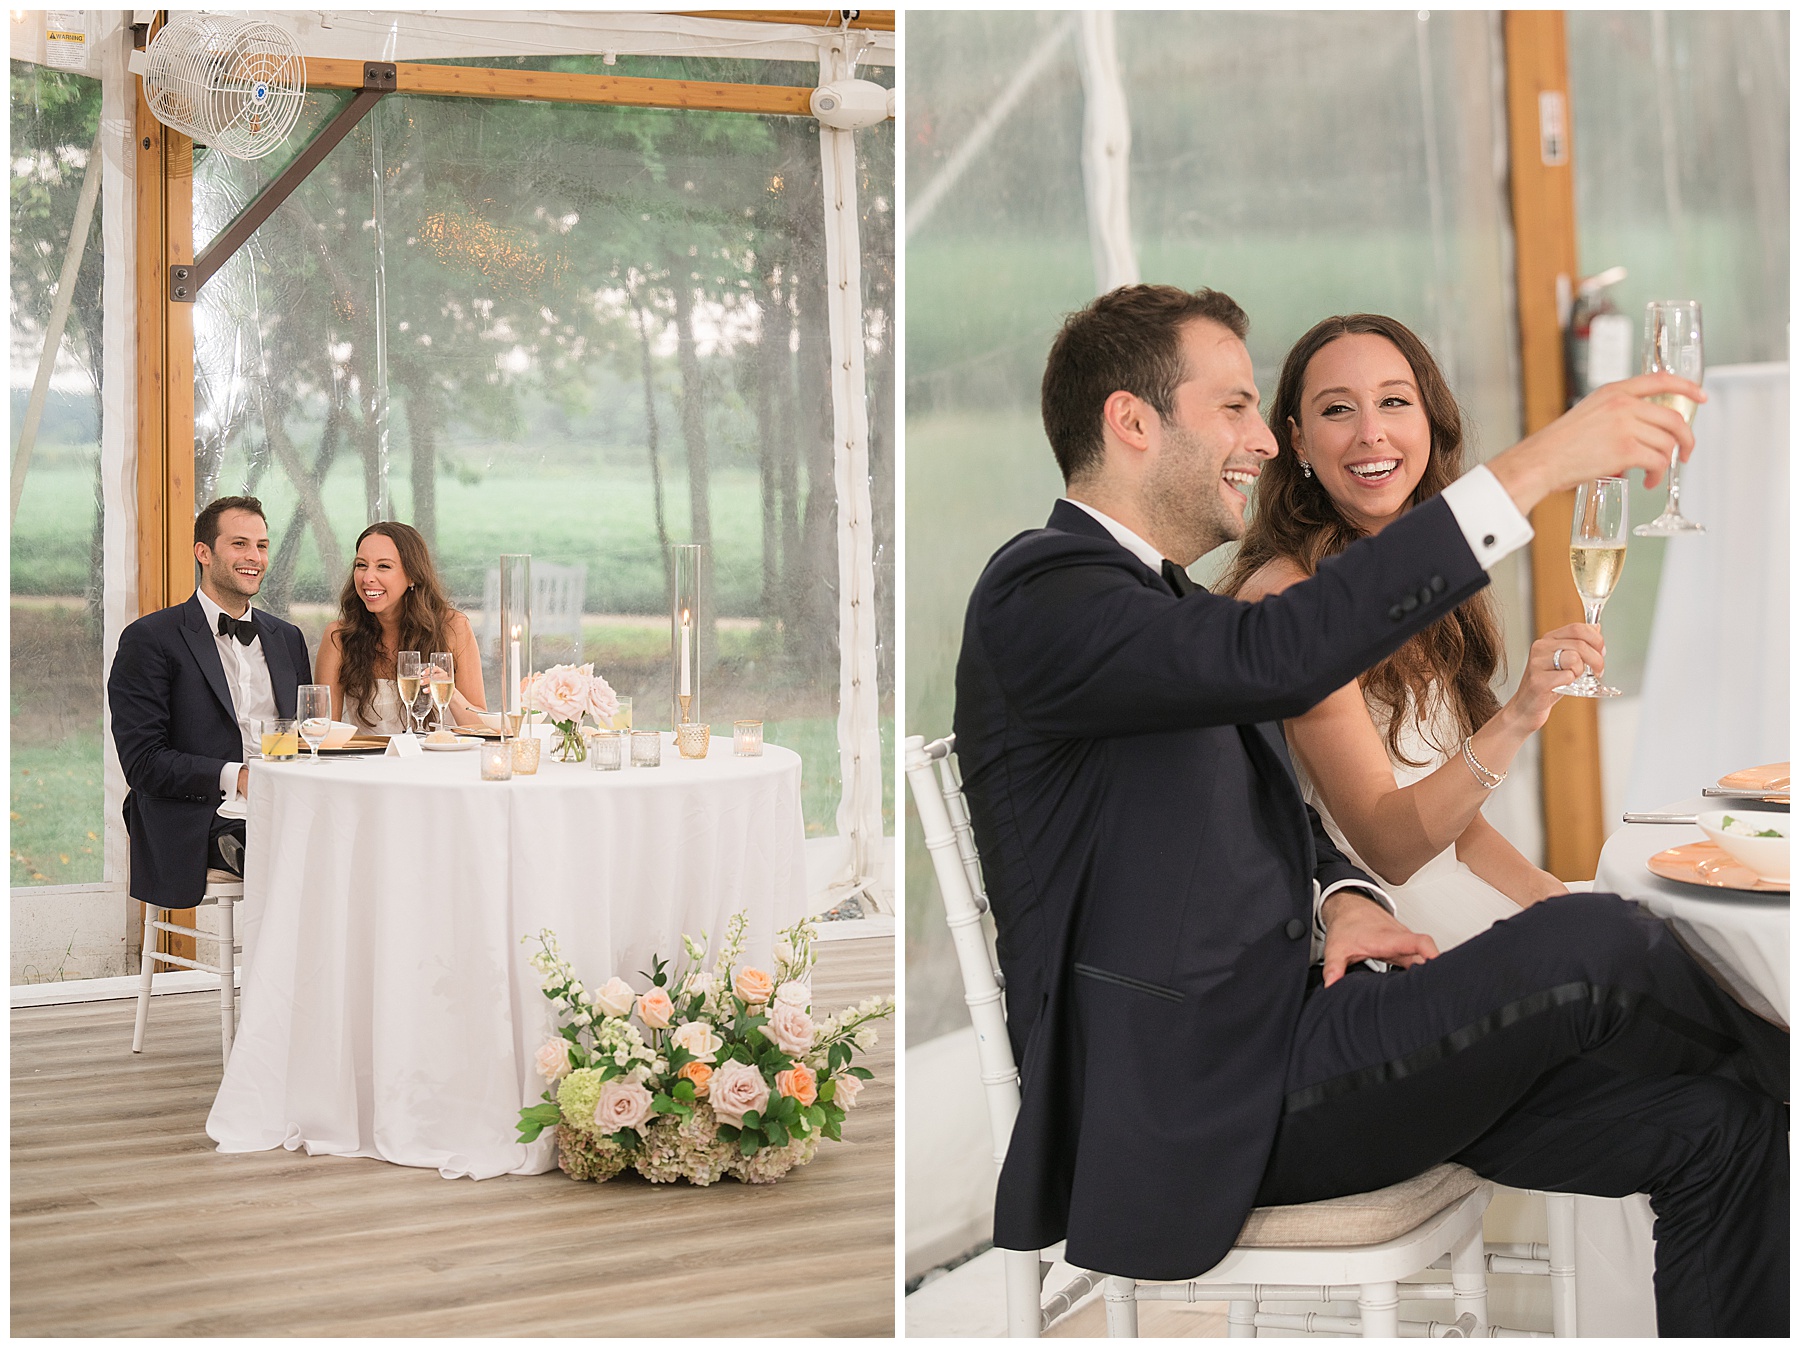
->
593, 1077, 654, 1134
709, 1058, 771, 1126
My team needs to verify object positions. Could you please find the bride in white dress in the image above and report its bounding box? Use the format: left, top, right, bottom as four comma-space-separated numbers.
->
1222, 313, 1655, 1334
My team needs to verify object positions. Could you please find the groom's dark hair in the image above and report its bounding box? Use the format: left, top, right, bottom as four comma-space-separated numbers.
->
1042, 284, 1249, 484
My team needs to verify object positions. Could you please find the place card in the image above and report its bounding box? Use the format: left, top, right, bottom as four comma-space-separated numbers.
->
386, 732, 424, 758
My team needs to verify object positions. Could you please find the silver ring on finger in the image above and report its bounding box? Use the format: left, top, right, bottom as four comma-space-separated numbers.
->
1552, 648, 1564, 671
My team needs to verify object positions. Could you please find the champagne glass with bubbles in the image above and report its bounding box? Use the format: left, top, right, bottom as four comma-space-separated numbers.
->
396, 651, 422, 736
429, 652, 455, 734
1634, 300, 1704, 535
1555, 478, 1627, 699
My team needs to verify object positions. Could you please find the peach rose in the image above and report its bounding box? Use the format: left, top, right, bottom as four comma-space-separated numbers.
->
775, 1063, 818, 1108
734, 967, 773, 1006
529, 663, 591, 723
593, 1076, 654, 1134
833, 1073, 864, 1109
581, 664, 620, 724
669, 1019, 723, 1063
709, 1058, 771, 1126
636, 987, 674, 1029
774, 979, 810, 1009
765, 1001, 815, 1055
676, 1060, 712, 1098
592, 976, 635, 1019
534, 1037, 571, 1083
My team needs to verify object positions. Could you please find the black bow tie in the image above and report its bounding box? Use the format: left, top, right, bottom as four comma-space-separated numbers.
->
217, 611, 256, 645
1161, 558, 1195, 598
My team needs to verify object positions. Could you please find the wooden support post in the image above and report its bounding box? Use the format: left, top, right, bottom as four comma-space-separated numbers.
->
134, 15, 198, 962
1503, 11, 1605, 880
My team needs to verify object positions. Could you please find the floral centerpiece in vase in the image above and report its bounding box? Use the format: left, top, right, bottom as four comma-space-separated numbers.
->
519, 912, 892, 1185
523, 662, 619, 762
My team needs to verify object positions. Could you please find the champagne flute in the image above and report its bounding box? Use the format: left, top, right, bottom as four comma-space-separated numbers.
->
429, 651, 455, 735
1634, 300, 1705, 535
1555, 478, 1627, 698
297, 684, 334, 761
396, 651, 422, 737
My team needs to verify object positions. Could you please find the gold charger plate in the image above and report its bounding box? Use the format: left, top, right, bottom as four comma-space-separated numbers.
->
1647, 841, 1787, 894
1716, 762, 1790, 797
320, 735, 390, 754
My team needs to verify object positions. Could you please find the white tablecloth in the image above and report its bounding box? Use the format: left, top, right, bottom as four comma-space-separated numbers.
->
1596, 796, 1789, 1025
206, 732, 808, 1178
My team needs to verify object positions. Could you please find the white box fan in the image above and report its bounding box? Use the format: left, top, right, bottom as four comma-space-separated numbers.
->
128, 12, 306, 161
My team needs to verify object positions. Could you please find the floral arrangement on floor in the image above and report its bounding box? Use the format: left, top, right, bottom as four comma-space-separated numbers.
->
522, 662, 619, 762
518, 912, 893, 1186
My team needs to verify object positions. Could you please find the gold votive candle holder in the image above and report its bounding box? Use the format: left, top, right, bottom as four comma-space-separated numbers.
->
589, 730, 624, 772
479, 740, 512, 781
676, 722, 711, 759
630, 729, 662, 767
510, 735, 542, 775
733, 720, 763, 757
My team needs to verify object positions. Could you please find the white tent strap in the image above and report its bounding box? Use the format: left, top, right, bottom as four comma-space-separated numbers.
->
1076, 11, 1138, 293
818, 35, 887, 907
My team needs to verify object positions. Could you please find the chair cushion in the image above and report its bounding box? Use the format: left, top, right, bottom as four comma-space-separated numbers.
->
1235, 1163, 1482, 1248
204, 868, 244, 887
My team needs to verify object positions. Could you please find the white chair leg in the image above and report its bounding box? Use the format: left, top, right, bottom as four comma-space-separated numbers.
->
1543, 1193, 1578, 1337
1450, 1216, 1489, 1336
1003, 1249, 1043, 1338
131, 904, 158, 1053
217, 893, 236, 1062
1102, 1275, 1138, 1337
1227, 1299, 1257, 1337
1357, 1281, 1399, 1337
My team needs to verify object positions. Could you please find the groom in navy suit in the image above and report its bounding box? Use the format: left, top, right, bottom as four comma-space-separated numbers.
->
954, 285, 1786, 1334
109, 496, 311, 910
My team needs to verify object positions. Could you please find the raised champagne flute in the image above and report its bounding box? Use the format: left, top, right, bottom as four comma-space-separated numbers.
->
1555, 478, 1627, 698
429, 651, 455, 735
1634, 300, 1704, 535
396, 651, 422, 736
297, 684, 333, 761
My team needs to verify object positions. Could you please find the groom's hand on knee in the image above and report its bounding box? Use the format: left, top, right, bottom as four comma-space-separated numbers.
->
1320, 892, 1440, 987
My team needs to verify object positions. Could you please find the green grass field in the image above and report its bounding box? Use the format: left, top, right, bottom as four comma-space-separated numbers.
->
10, 736, 105, 887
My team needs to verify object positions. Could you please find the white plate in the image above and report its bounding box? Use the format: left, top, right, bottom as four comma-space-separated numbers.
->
420, 736, 481, 752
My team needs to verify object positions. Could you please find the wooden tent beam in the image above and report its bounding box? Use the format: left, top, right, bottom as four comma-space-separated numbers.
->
1502, 10, 1606, 880
674, 10, 895, 32
302, 57, 817, 116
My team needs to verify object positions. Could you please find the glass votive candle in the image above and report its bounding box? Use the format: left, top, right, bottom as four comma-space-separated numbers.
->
589, 730, 624, 772
630, 729, 662, 768
676, 722, 711, 759
510, 735, 542, 775
256, 717, 299, 762
733, 720, 763, 757
479, 739, 512, 781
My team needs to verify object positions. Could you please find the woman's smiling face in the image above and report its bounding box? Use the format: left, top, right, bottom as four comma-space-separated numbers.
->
1289, 332, 1432, 533
352, 531, 411, 618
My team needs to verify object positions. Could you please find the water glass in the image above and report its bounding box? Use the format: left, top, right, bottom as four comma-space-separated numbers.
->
733, 720, 764, 757
297, 684, 332, 762
630, 730, 662, 768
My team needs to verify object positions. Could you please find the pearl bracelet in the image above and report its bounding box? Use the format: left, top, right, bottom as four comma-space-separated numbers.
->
1461, 736, 1506, 790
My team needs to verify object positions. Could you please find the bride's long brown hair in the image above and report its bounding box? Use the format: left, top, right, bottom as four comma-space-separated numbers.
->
333, 522, 461, 717
1219, 314, 1503, 767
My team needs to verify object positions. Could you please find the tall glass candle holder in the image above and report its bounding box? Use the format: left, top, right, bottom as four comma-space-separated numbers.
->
498, 553, 532, 733
669, 544, 703, 730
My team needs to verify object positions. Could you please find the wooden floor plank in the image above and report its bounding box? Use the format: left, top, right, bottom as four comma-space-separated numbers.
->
13, 936, 895, 1337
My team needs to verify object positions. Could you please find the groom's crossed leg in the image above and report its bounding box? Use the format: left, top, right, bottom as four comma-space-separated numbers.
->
1253, 893, 1787, 1337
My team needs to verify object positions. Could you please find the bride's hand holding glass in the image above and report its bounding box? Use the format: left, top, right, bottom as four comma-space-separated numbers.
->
1503, 624, 1605, 733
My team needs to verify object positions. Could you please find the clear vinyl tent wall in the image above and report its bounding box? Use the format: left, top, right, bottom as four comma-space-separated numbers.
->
9, 11, 894, 984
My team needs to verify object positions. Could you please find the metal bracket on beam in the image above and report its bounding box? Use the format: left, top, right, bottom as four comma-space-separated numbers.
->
169, 62, 397, 302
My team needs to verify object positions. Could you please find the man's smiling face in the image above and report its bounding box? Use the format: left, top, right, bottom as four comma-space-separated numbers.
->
197, 508, 269, 612
1143, 319, 1278, 564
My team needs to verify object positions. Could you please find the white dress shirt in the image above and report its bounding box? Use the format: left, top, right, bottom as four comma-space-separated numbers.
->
1062, 463, 1536, 961
194, 588, 278, 815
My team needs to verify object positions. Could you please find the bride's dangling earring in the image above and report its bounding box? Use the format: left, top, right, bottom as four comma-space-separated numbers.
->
1300, 459, 1313, 479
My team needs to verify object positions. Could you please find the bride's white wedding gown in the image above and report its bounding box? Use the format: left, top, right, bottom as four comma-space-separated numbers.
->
1294, 689, 1523, 949
1293, 684, 1658, 1336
